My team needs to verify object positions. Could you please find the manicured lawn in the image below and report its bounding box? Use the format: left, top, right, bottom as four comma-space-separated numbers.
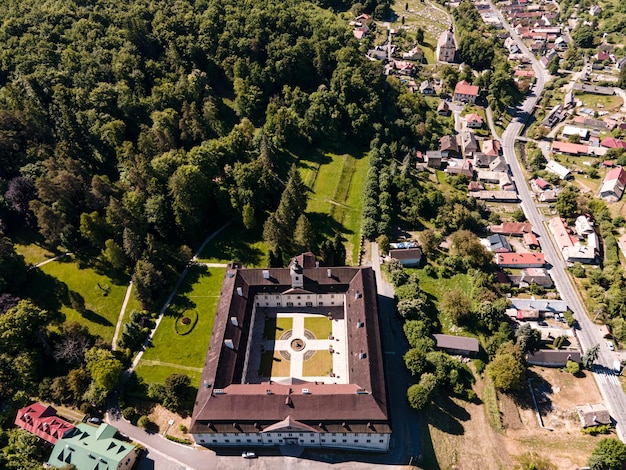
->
137, 267, 225, 384
304, 316, 333, 339
303, 151, 369, 265
303, 350, 333, 377
197, 224, 267, 267
260, 351, 291, 378
264, 316, 293, 340
27, 257, 129, 342
577, 93, 623, 113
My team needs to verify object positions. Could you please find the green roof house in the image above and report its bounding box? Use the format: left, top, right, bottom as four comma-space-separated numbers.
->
47, 423, 137, 470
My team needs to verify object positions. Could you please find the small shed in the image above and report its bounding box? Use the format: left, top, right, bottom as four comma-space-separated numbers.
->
576, 404, 611, 428
389, 247, 422, 267
432, 334, 479, 357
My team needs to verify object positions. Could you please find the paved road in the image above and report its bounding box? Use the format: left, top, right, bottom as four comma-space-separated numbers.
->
491, 1, 626, 442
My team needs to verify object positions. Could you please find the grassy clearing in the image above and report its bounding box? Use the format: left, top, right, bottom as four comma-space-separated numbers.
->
303, 151, 369, 265
137, 266, 225, 385
483, 377, 504, 432
14, 243, 57, 266
577, 92, 623, 112
196, 224, 267, 267
304, 316, 333, 339
303, 350, 333, 376
135, 363, 202, 387
28, 257, 129, 342
260, 350, 291, 377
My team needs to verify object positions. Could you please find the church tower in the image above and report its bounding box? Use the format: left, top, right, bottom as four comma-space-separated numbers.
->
437, 24, 457, 63
290, 258, 304, 288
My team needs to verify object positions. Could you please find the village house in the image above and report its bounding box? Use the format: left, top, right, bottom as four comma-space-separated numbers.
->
539, 190, 559, 202
551, 141, 591, 156
14, 403, 75, 445
545, 160, 571, 180
489, 157, 508, 173
601, 137, 626, 150
425, 150, 443, 169
599, 167, 626, 202
439, 135, 459, 158
574, 215, 594, 237
481, 139, 501, 157
402, 46, 424, 62
495, 252, 545, 268
466, 113, 484, 129
509, 298, 568, 314
485, 234, 512, 253
489, 222, 533, 236
47, 423, 137, 470
577, 404, 611, 428
562, 125, 589, 140
549, 217, 577, 252
419, 80, 435, 95
445, 159, 474, 178
432, 334, 480, 357
467, 181, 484, 192
563, 245, 597, 264
461, 131, 479, 155
474, 191, 519, 202
523, 232, 539, 249
437, 100, 451, 116
453, 80, 480, 104
528, 350, 581, 367
474, 152, 497, 168
572, 83, 615, 96
519, 267, 554, 288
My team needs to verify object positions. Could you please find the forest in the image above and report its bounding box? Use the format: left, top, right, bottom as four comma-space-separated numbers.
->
0, 0, 455, 466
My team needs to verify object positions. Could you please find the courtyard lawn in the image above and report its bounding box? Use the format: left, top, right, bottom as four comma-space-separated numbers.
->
304, 316, 333, 340
260, 351, 291, 378
264, 316, 293, 340
136, 267, 225, 386
577, 93, 623, 113
24, 257, 129, 343
196, 224, 267, 267
302, 151, 369, 265
303, 350, 333, 377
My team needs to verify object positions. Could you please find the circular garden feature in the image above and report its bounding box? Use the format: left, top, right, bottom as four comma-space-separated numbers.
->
175, 310, 198, 335
290, 338, 306, 351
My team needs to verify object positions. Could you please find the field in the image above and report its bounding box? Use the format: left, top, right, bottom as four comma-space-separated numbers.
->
421, 365, 605, 469
300, 150, 369, 265
14, 243, 57, 266
136, 266, 225, 386
21, 256, 129, 343
303, 316, 333, 339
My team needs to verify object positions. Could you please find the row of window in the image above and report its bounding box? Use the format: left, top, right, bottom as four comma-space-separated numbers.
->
262, 295, 336, 299
202, 438, 385, 444
258, 302, 335, 307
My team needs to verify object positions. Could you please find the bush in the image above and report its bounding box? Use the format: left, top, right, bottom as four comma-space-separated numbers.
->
565, 360, 581, 375
122, 407, 138, 422
137, 415, 153, 430
582, 424, 612, 435
473, 359, 486, 375
165, 434, 192, 445
179, 424, 188, 433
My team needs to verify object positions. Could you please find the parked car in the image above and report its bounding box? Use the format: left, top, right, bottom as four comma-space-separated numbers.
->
607, 341, 615, 351
87, 417, 101, 424
242, 452, 256, 459
537, 321, 548, 327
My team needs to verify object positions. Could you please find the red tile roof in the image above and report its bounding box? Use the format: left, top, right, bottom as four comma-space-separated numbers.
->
601, 137, 626, 149
489, 222, 533, 236
15, 403, 74, 444
454, 80, 479, 97
496, 252, 545, 267
523, 232, 539, 247
466, 113, 483, 123
605, 167, 626, 186
552, 140, 590, 155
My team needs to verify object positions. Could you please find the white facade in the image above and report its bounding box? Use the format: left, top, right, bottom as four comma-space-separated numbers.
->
193, 431, 390, 451
255, 293, 344, 308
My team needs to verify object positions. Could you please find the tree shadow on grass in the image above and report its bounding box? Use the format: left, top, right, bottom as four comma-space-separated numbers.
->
307, 211, 350, 241
81, 309, 114, 327
19, 267, 68, 312
201, 227, 265, 266
427, 394, 470, 436
513, 369, 553, 411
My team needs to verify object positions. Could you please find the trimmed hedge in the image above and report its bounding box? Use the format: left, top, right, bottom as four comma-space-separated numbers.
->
165, 434, 192, 445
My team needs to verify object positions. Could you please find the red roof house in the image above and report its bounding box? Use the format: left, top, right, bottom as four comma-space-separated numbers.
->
496, 252, 545, 268
15, 403, 75, 444
489, 222, 533, 236
551, 141, 590, 156
482, 139, 501, 157
454, 80, 480, 104
601, 137, 626, 149
466, 113, 484, 128
523, 232, 539, 248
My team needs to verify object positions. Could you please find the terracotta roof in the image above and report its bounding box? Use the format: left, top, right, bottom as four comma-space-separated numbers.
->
482, 139, 501, 156
454, 80, 479, 97
552, 141, 590, 155
190, 257, 389, 434
601, 137, 626, 149
605, 167, 626, 186
466, 113, 483, 123
489, 222, 533, 236
496, 252, 545, 266
523, 232, 539, 246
